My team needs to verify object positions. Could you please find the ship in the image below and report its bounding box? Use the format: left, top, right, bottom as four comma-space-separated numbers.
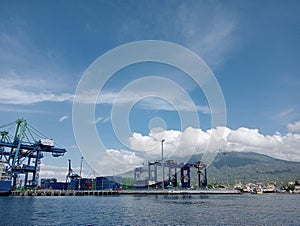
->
0, 160, 12, 195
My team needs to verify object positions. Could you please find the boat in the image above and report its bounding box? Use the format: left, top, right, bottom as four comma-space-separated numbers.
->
0, 160, 12, 195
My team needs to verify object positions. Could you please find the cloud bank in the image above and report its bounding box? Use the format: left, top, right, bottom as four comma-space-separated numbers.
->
127, 125, 300, 162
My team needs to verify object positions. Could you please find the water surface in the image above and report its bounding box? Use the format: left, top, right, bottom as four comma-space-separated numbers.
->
0, 194, 299, 225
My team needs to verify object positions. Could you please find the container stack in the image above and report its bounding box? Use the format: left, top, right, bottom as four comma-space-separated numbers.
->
79, 178, 93, 190
41, 178, 68, 190
92, 179, 96, 190
51, 182, 68, 190
96, 176, 122, 190
122, 178, 134, 190
69, 178, 79, 190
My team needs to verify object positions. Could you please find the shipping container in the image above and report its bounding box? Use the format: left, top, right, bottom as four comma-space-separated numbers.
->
69, 179, 79, 190
95, 176, 122, 190
92, 179, 96, 190
50, 182, 68, 190
79, 178, 93, 190
41, 178, 57, 189
122, 178, 134, 190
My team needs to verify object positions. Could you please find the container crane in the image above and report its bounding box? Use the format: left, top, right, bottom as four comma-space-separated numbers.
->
66, 159, 80, 182
0, 119, 66, 188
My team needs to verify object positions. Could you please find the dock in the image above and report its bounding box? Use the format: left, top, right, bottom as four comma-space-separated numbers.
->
119, 189, 241, 195
10, 189, 240, 196
11, 190, 118, 196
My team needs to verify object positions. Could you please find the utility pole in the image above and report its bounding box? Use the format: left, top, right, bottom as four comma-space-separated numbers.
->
79, 157, 83, 178
223, 152, 229, 188
161, 139, 165, 189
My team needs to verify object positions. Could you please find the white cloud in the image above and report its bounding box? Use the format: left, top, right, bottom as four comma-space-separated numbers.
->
75, 90, 209, 114
0, 76, 73, 105
139, 97, 210, 114
86, 116, 111, 125
197, 18, 236, 66
0, 28, 75, 105
92, 116, 110, 124
39, 164, 68, 181
127, 125, 300, 163
129, 129, 182, 156
177, 3, 238, 66
94, 117, 104, 124
74, 90, 116, 105
0, 105, 43, 113
70, 145, 79, 150
271, 108, 300, 125
91, 149, 145, 176
287, 121, 300, 132
107, 149, 144, 166
59, 115, 69, 122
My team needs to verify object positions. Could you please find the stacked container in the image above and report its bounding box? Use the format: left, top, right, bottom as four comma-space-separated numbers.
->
92, 179, 96, 190
79, 178, 93, 190
50, 182, 68, 190
96, 176, 122, 190
40, 178, 57, 189
69, 178, 79, 190
122, 178, 134, 190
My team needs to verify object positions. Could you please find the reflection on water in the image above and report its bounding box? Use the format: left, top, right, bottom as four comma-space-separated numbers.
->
0, 194, 299, 225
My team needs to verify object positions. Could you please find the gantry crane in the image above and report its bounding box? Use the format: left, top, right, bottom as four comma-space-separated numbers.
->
0, 119, 66, 188
66, 159, 80, 183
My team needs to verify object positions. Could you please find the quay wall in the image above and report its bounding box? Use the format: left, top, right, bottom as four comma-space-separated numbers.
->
10, 189, 240, 196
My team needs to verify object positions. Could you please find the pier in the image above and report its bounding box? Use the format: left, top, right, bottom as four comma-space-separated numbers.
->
10, 189, 240, 196
119, 189, 241, 195
11, 190, 118, 196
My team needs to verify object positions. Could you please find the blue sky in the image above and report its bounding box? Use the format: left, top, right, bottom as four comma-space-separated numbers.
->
0, 0, 299, 179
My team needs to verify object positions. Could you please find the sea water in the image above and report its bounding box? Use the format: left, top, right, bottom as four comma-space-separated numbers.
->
0, 194, 299, 225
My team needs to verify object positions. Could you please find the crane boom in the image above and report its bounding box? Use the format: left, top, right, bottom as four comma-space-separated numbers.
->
0, 119, 66, 188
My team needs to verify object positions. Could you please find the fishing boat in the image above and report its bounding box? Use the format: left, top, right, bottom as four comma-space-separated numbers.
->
0, 160, 12, 195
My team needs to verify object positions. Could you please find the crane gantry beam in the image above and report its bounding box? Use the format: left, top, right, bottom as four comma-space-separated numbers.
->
0, 119, 66, 188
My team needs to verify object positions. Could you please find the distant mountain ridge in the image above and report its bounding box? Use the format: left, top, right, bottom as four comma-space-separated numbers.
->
194, 152, 300, 184
119, 151, 300, 185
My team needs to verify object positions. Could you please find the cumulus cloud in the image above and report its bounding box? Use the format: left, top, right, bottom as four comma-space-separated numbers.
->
126, 124, 300, 164
107, 149, 144, 166
287, 121, 300, 132
128, 126, 229, 165
39, 164, 68, 181
91, 149, 145, 176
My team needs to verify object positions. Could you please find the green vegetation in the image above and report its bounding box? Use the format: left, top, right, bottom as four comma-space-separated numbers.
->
191, 152, 300, 185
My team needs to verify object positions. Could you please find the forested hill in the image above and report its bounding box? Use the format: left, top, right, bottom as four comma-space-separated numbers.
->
190, 152, 300, 184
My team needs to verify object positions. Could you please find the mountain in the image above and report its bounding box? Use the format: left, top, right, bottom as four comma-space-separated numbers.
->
195, 152, 300, 185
